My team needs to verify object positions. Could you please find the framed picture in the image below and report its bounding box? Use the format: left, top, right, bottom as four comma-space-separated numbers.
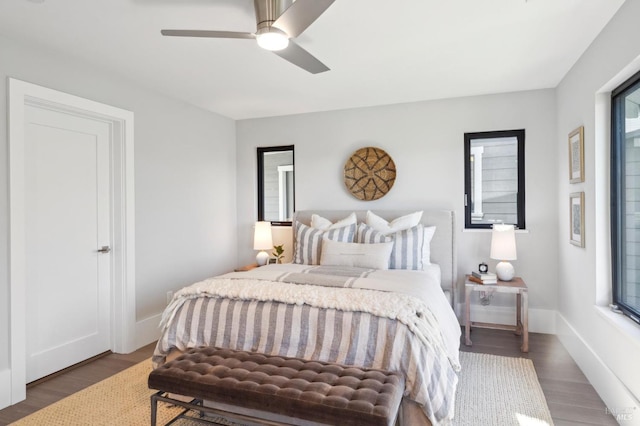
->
568, 126, 584, 183
570, 192, 585, 247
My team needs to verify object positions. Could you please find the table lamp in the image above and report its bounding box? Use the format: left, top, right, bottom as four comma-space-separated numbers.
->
253, 221, 273, 266
490, 223, 517, 281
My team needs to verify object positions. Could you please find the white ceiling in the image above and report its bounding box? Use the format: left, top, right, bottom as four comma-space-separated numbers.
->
0, 0, 625, 120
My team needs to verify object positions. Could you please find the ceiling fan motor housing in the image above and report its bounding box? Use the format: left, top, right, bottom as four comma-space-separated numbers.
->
254, 0, 294, 31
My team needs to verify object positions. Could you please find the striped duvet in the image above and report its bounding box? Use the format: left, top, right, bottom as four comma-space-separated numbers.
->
153, 264, 460, 425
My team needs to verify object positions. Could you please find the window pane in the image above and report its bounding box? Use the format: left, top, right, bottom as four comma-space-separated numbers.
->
464, 130, 525, 229
614, 77, 640, 320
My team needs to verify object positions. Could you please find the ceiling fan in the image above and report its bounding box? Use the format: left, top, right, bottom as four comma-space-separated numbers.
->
161, 0, 336, 74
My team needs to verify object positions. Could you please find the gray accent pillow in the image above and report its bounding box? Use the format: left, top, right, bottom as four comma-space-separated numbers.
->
356, 223, 424, 270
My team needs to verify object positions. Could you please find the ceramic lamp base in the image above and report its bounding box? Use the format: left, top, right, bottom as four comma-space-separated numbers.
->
495, 261, 515, 281
256, 251, 269, 266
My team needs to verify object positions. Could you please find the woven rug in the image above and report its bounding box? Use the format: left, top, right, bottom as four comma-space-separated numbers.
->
10, 351, 553, 426
453, 352, 553, 425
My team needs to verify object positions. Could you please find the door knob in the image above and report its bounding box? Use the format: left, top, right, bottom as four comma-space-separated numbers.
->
97, 246, 111, 253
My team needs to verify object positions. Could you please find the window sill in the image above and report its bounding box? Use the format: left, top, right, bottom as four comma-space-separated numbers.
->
462, 228, 529, 234
594, 305, 640, 350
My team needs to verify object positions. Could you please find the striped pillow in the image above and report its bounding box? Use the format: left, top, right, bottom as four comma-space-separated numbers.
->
293, 222, 356, 265
356, 223, 424, 270
357, 222, 392, 244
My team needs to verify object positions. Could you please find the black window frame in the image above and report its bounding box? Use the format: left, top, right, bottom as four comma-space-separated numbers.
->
463, 129, 526, 230
257, 145, 295, 226
611, 69, 640, 324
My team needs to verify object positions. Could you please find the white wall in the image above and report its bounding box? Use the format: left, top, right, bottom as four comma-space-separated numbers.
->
0, 35, 237, 379
236, 89, 558, 330
556, 0, 640, 417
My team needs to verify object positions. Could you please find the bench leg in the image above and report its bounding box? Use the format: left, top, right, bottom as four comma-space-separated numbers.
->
150, 392, 159, 426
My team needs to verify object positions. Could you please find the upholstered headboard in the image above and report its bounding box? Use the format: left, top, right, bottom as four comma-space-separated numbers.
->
292, 210, 457, 307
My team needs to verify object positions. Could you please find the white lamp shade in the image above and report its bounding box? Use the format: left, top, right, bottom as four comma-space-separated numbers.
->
490, 224, 517, 261
253, 221, 273, 250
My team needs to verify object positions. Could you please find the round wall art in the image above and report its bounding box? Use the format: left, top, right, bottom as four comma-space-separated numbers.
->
343, 147, 396, 201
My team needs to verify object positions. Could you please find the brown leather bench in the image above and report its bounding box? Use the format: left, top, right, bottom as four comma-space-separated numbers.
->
148, 346, 405, 426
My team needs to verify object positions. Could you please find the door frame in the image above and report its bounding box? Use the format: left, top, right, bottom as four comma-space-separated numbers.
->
7, 78, 136, 405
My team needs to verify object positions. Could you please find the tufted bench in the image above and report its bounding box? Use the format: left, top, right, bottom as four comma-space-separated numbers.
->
148, 346, 405, 426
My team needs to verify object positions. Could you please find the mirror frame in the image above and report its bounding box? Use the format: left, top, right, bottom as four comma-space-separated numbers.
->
257, 145, 295, 226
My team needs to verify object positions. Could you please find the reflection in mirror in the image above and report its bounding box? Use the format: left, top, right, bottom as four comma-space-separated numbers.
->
464, 130, 525, 229
257, 146, 294, 224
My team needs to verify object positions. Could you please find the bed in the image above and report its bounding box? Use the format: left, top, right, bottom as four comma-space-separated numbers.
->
153, 210, 461, 426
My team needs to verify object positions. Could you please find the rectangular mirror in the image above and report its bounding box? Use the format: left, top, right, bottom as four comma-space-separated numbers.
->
257, 145, 294, 225
464, 130, 525, 229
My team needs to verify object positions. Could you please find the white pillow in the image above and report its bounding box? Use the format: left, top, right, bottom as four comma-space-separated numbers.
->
365, 210, 423, 235
320, 240, 393, 270
311, 212, 357, 230
422, 226, 436, 266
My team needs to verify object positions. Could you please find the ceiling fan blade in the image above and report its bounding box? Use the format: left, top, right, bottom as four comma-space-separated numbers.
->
272, 0, 335, 38
161, 30, 255, 39
272, 40, 329, 74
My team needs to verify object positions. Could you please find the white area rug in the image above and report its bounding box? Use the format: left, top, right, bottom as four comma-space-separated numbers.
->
453, 351, 554, 425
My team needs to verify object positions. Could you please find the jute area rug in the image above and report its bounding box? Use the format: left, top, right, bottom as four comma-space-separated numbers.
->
10, 352, 553, 426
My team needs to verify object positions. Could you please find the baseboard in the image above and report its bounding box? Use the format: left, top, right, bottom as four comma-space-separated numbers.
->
0, 369, 10, 410
557, 313, 640, 424
456, 303, 556, 334
135, 314, 162, 350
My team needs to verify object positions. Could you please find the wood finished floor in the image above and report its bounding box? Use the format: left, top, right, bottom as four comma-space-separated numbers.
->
0, 332, 618, 425
0, 342, 156, 425
460, 328, 617, 425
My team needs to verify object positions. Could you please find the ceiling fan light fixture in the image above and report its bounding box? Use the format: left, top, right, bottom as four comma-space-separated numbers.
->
256, 27, 289, 51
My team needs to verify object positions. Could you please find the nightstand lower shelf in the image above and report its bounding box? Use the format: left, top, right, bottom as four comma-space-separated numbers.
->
464, 276, 529, 352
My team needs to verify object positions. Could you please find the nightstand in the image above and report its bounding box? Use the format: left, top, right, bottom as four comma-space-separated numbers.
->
464, 275, 529, 352
234, 264, 259, 272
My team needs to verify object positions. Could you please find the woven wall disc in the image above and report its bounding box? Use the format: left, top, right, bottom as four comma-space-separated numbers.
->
344, 147, 396, 201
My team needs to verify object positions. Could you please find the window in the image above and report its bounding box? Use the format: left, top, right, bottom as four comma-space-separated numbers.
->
257, 145, 294, 225
611, 70, 640, 323
464, 130, 525, 229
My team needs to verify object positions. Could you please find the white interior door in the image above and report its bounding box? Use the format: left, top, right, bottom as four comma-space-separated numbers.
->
24, 105, 112, 382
